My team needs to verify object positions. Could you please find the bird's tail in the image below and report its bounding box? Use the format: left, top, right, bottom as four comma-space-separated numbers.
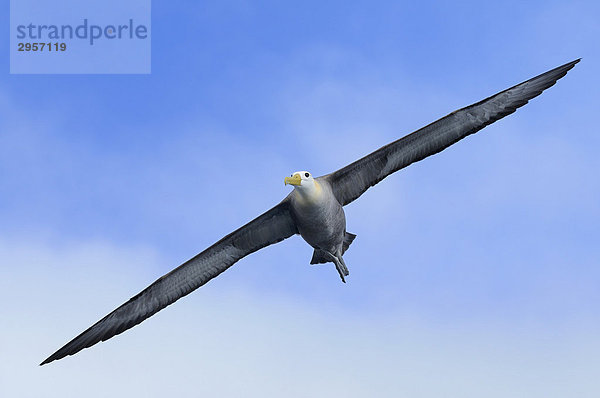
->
310, 250, 328, 264
342, 232, 356, 254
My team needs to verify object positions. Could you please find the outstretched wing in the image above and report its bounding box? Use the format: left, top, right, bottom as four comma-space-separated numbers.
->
324, 59, 579, 206
41, 199, 298, 365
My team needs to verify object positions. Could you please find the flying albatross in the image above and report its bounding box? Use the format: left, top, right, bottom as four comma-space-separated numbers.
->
41, 59, 579, 365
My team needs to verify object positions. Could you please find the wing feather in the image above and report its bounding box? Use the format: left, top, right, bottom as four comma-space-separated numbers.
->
325, 59, 580, 206
41, 199, 297, 365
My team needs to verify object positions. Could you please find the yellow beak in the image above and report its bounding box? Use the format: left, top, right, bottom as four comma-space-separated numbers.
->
284, 174, 302, 186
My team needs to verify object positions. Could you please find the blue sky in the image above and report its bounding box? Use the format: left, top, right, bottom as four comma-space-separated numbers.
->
1, 0, 599, 396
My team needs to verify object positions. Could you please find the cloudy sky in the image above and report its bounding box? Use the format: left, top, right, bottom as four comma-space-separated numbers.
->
1, 1, 599, 396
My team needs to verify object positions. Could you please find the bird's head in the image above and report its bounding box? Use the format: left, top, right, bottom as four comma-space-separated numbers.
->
284, 171, 314, 189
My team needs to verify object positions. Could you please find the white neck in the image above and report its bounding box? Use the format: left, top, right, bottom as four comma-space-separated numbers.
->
294, 180, 323, 203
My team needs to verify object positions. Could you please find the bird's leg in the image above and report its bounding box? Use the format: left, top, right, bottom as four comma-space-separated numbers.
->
323, 251, 348, 283
338, 255, 349, 277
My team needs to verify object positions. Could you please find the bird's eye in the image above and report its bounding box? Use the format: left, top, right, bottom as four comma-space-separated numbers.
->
305, 172, 310, 178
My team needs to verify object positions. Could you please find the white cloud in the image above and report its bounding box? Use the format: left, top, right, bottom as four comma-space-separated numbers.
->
2, 238, 600, 398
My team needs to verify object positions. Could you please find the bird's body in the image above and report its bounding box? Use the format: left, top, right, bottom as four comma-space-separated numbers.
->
41, 59, 580, 365
288, 174, 352, 280
293, 183, 345, 254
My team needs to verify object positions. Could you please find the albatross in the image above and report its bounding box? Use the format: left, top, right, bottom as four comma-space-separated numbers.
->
41, 59, 579, 365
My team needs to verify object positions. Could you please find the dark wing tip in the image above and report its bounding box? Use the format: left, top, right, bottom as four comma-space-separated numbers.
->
40, 352, 58, 366
40, 357, 53, 366
552, 58, 580, 75
553, 58, 580, 71
40, 345, 74, 365
539, 58, 580, 83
